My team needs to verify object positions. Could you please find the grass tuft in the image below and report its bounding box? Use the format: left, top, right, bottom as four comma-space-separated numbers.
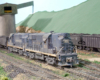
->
84, 59, 100, 65
7, 53, 23, 60
77, 63, 84, 67
0, 75, 8, 80
83, 66, 90, 70
78, 52, 99, 57
94, 61, 100, 64
84, 59, 90, 62
53, 70, 69, 77
0, 66, 6, 76
62, 73, 69, 77
40, 64, 42, 67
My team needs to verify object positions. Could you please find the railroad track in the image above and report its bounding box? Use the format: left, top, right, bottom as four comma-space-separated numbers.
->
74, 67, 100, 78
85, 65, 100, 72
90, 63, 100, 69
79, 59, 100, 71
0, 52, 68, 80
64, 68, 100, 80
1, 48, 100, 80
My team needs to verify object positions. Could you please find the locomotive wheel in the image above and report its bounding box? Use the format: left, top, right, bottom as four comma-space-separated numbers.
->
4, 46, 8, 49
98, 48, 100, 52
90, 48, 93, 51
29, 52, 35, 59
70, 65, 72, 68
9, 47, 13, 52
77, 46, 82, 50
24, 51, 29, 57
45, 57, 56, 65
86, 47, 90, 51
18, 50, 23, 56
0, 45, 2, 48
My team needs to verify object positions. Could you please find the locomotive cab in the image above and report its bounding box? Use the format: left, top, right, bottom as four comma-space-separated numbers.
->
52, 33, 79, 67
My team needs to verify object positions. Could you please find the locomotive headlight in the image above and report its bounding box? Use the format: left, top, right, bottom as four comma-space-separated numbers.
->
63, 39, 69, 43
66, 57, 72, 62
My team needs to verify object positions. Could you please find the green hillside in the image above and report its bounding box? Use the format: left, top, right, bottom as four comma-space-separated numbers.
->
16, 0, 100, 34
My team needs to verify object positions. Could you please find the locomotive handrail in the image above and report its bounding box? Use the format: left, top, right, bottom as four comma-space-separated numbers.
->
57, 47, 63, 55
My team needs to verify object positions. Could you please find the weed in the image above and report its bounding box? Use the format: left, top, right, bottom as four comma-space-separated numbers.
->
84, 59, 100, 65
39, 64, 42, 67
78, 53, 85, 55
78, 52, 99, 58
77, 63, 84, 67
53, 70, 69, 77
62, 73, 69, 77
0, 75, 8, 80
26, 60, 31, 64
32, 76, 36, 79
0, 50, 6, 54
0, 50, 23, 60
94, 61, 100, 64
0, 66, 6, 76
7, 53, 23, 60
84, 59, 90, 62
53, 71, 59, 75
83, 66, 90, 70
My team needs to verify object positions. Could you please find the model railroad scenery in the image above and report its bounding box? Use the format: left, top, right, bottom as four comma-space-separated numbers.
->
0, 0, 100, 80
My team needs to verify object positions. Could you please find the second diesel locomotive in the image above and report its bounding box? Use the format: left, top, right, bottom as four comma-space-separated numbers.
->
7, 32, 79, 67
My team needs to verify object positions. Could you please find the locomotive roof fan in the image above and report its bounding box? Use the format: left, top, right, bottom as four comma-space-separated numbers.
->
0, 1, 34, 37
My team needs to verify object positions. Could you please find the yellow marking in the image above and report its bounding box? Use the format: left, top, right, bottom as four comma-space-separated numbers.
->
7, 45, 56, 57
4, 10, 12, 13
7, 45, 23, 49
26, 49, 57, 57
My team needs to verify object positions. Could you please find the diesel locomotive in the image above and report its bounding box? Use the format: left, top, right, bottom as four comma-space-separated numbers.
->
7, 32, 79, 67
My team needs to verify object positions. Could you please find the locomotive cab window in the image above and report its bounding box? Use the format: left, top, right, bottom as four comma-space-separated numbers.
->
4, 6, 12, 13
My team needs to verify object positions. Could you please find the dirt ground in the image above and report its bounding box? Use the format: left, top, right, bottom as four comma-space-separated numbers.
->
0, 59, 41, 80
78, 53, 100, 62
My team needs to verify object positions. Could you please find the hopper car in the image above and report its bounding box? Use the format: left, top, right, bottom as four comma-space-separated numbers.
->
70, 34, 100, 52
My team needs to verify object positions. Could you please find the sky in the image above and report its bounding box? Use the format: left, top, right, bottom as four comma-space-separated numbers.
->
0, 0, 86, 24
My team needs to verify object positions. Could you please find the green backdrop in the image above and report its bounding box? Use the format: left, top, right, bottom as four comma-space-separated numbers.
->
16, 0, 100, 34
